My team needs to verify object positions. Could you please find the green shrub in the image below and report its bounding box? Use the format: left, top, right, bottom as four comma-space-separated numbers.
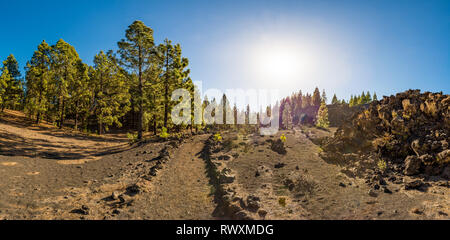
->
127, 132, 138, 144
278, 197, 287, 207
160, 127, 169, 139
377, 159, 387, 172
280, 134, 287, 143
214, 133, 222, 142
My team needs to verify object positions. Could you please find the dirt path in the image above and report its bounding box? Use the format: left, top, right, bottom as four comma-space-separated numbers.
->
129, 135, 217, 220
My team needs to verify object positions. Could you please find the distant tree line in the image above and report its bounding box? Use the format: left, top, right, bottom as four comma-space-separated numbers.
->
279, 88, 378, 129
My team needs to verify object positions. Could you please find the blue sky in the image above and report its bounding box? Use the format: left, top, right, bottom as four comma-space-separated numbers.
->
1, 0, 449, 104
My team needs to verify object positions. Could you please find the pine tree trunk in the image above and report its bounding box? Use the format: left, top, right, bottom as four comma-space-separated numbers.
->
74, 101, 79, 131
36, 91, 42, 124
99, 120, 103, 135
137, 46, 144, 140
59, 97, 65, 129
164, 48, 169, 128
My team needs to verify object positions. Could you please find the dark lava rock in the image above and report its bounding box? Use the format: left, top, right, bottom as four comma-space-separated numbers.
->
218, 155, 232, 161
126, 184, 141, 196
71, 206, 89, 215
321, 90, 450, 179
274, 163, 286, 169
258, 210, 268, 218
383, 187, 392, 194
271, 139, 287, 155
405, 180, 424, 190
246, 196, 261, 212
404, 156, 421, 176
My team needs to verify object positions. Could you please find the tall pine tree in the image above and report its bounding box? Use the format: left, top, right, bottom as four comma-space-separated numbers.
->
24, 40, 52, 124
92, 51, 131, 134
118, 20, 156, 139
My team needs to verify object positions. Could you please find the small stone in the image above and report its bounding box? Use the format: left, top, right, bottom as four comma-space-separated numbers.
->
368, 189, 378, 197
111, 191, 120, 200
246, 196, 260, 212
258, 210, 268, 218
405, 180, 424, 190
412, 208, 423, 215
388, 176, 397, 182
218, 155, 232, 161
255, 171, 260, 177
383, 187, 392, 194
274, 163, 286, 169
373, 184, 380, 190
339, 182, 346, 187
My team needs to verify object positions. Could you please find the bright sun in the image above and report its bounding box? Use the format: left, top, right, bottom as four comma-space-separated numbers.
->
249, 40, 315, 85
261, 49, 300, 79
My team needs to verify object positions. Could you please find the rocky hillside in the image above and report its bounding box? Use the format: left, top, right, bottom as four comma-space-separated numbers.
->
322, 90, 449, 179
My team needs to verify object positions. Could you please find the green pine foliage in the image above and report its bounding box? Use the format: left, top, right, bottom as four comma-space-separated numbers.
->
1, 55, 23, 111
331, 94, 339, 104
316, 101, 330, 129
92, 51, 131, 134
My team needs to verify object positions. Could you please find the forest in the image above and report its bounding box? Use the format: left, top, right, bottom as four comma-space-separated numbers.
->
1, 20, 379, 141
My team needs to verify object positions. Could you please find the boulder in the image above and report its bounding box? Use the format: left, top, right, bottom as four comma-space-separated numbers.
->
405, 180, 424, 190
404, 155, 421, 175
271, 139, 287, 155
219, 169, 235, 184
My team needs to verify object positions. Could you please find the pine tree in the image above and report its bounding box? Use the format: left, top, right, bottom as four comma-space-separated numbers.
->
50, 39, 80, 128
316, 101, 330, 129
282, 102, 292, 129
373, 92, 378, 101
92, 51, 130, 134
331, 94, 338, 105
2, 54, 23, 110
160, 39, 190, 130
312, 87, 321, 106
365, 91, 371, 103
68, 60, 91, 130
25, 40, 52, 124
321, 89, 327, 104
118, 20, 155, 139
357, 92, 364, 105
0, 67, 10, 108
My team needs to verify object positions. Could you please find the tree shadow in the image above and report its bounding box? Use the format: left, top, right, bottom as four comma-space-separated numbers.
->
0, 129, 132, 160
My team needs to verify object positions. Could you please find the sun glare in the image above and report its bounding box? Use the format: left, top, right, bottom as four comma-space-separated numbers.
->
249, 38, 317, 85
261, 48, 300, 79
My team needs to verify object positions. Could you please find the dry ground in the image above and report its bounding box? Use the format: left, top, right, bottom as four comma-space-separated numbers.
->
0, 110, 448, 219
217, 127, 449, 219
